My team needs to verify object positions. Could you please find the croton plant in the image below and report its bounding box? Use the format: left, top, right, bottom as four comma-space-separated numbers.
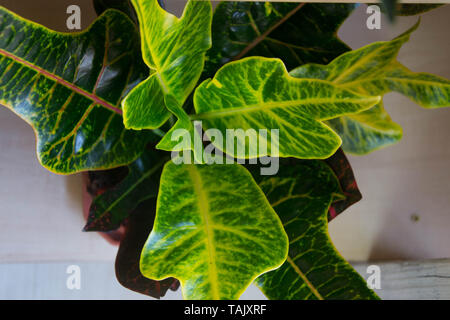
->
0, 0, 449, 300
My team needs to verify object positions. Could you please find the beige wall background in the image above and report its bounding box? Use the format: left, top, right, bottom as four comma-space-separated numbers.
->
331, 4, 450, 261
0, 0, 449, 298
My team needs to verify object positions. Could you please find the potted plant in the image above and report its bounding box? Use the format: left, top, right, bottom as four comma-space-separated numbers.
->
0, 0, 448, 299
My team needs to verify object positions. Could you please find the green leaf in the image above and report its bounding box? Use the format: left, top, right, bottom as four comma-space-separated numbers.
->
253, 160, 378, 300
122, 0, 212, 130
245, 148, 362, 221
0, 7, 154, 174
290, 23, 450, 154
381, 0, 397, 21
374, 63, 450, 109
115, 198, 179, 299
379, 3, 443, 16
158, 3, 360, 159
326, 102, 402, 155
205, 2, 402, 156
193, 57, 380, 159
290, 22, 450, 108
84, 150, 168, 232
140, 161, 288, 300
155, 94, 204, 163
93, 0, 139, 24
205, 2, 356, 76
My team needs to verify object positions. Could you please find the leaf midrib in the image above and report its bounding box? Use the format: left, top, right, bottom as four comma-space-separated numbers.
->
331, 38, 405, 84
193, 97, 375, 120
186, 165, 220, 299
0, 48, 123, 115
286, 256, 324, 300
337, 72, 449, 92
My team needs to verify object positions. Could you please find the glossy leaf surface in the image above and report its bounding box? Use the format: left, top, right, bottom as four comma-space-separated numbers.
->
154, 94, 204, 163
246, 148, 362, 222
205, 2, 405, 155
85, 150, 167, 232
0, 7, 153, 173
94, 0, 139, 24
122, 0, 212, 130
193, 57, 379, 159
326, 102, 402, 154
140, 161, 288, 300
205, 2, 356, 76
290, 23, 449, 108
291, 23, 450, 154
253, 161, 378, 300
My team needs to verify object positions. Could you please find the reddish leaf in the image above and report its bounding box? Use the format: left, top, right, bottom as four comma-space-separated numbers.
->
82, 172, 126, 245
115, 198, 179, 298
325, 149, 362, 221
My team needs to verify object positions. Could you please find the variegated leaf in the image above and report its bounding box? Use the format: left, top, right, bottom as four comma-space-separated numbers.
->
193, 57, 380, 159
253, 160, 379, 300
205, 2, 356, 76
326, 102, 403, 155
290, 22, 450, 154
0, 7, 154, 173
122, 0, 212, 130
290, 22, 450, 109
140, 161, 288, 300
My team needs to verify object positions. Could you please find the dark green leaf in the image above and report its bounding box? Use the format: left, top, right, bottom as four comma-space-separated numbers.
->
205, 2, 356, 76
86, 166, 129, 197
93, 0, 138, 24
0, 7, 154, 173
253, 160, 378, 300
379, 3, 443, 16
84, 149, 168, 232
245, 148, 362, 222
381, 0, 397, 21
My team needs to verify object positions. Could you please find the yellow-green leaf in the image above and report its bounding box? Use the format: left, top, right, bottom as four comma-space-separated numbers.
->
326, 102, 403, 154
290, 22, 449, 154
140, 161, 288, 300
192, 57, 380, 159
0, 7, 155, 174
122, 0, 212, 130
290, 21, 449, 108
155, 94, 204, 163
